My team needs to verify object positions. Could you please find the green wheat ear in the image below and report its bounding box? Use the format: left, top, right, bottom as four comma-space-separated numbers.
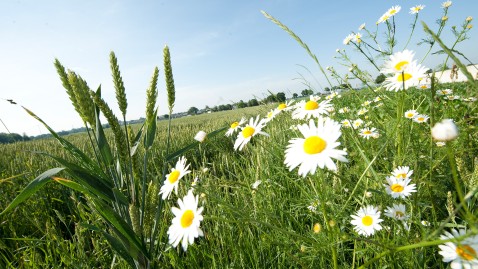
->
163, 45, 175, 113
110, 52, 128, 117
145, 67, 159, 124
54, 59, 79, 114
67, 71, 96, 129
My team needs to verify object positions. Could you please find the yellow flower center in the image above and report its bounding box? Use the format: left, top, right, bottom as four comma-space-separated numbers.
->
389, 10, 397, 15
391, 184, 404, 193
362, 216, 373, 226
397, 73, 412, 82
303, 136, 327, 154
395, 61, 409, 71
406, 113, 414, 118
363, 130, 372, 135
305, 100, 319, 110
395, 211, 404, 218
278, 103, 287, 110
242, 126, 255, 138
230, 121, 239, 129
417, 117, 424, 122
313, 223, 321, 233
456, 245, 477, 261
168, 170, 181, 184
180, 210, 194, 228
396, 173, 407, 179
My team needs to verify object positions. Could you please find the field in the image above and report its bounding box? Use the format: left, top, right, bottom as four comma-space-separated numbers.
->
1, 3, 478, 269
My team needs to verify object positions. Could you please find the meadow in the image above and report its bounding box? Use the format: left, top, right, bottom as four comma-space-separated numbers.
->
1, 2, 478, 268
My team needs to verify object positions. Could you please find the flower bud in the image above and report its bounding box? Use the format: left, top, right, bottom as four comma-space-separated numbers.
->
431, 119, 458, 141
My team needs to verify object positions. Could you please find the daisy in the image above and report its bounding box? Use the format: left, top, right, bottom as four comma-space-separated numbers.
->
431, 119, 459, 141
358, 23, 366, 31
436, 141, 446, 147
463, 97, 477, 102
410, 5, 425, 14
381, 50, 416, 74
225, 117, 246, 137
359, 127, 379, 139
438, 229, 478, 269
343, 33, 355, 45
418, 83, 430, 90
350, 205, 383, 236
413, 114, 429, 123
357, 108, 368, 115
384, 176, 417, 199
277, 100, 295, 111
387, 5, 401, 17
446, 95, 460, 101
352, 119, 364, 129
404, 109, 418, 119
167, 190, 204, 251
362, 100, 372, 107
391, 166, 413, 180
354, 33, 362, 43
159, 156, 191, 200
339, 107, 350, 113
341, 119, 352, 128
284, 117, 348, 177
291, 98, 332, 120
377, 13, 391, 24
442, 1, 452, 9
234, 116, 269, 151
264, 108, 280, 122
374, 97, 382, 102
194, 130, 207, 142
384, 204, 409, 221
251, 180, 262, 190
382, 62, 427, 91
437, 88, 453, 95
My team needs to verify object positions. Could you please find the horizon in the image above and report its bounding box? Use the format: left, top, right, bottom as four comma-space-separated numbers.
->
1, 1, 477, 136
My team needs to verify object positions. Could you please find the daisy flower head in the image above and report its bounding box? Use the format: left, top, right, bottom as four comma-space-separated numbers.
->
357, 108, 368, 115
339, 107, 350, 113
436, 141, 446, 147
381, 50, 416, 74
350, 205, 383, 236
341, 119, 352, 128
442, 1, 452, 9
159, 156, 191, 200
404, 109, 418, 119
382, 61, 427, 91
352, 119, 364, 129
225, 117, 246, 137
354, 33, 362, 43
410, 5, 425, 14
384, 176, 417, 199
194, 130, 207, 142
385, 204, 409, 221
413, 114, 429, 123
431, 119, 459, 141
359, 127, 379, 140
418, 83, 430, 90
234, 115, 269, 151
358, 23, 366, 31
387, 5, 401, 17
438, 229, 478, 269
277, 100, 295, 111
391, 166, 413, 180
291, 97, 332, 120
343, 33, 355, 45
284, 117, 348, 177
167, 190, 204, 251
377, 13, 391, 24
446, 95, 460, 101
437, 88, 453, 96
264, 108, 280, 122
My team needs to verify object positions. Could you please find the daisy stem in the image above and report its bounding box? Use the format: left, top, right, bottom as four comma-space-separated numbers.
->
402, 15, 418, 50
396, 75, 406, 163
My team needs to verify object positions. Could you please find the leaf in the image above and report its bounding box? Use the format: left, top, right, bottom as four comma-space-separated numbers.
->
1, 168, 64, 215
144, 108, 158, 149
131, 123, 145, 157
81, 223, 136, 268
94, 85, 114, 166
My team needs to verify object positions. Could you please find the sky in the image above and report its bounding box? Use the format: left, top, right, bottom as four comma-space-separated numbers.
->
1, 0, 477, 136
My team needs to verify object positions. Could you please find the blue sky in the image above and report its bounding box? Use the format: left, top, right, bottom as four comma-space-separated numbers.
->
1, 1, 476, 136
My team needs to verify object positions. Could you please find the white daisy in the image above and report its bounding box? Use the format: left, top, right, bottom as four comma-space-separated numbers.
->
404, 109, 418, 119
225, 118, 246, 137
436, 141, 446, 147
387, 5, 401, 17
359, 127, 379, 140
251, 180, 262, 190
384, 176, 417, 199
391, 166, 413, 180
167, 190, 204, 251
234, 115, 269, 151
438, 229, 478, 269
343, 33, 355, 45
341, 119, 352, 128
159, 156, 191, 200
357, 108, 368, 115
354, 33, 362, 43
284, 117, 348, 177
418, 83, 430, 90
358, 23, 366, 31
413, 114, 429, 123
437, 89, 453, 95
352, 119, 364, 129
441, 1, 452, 8
291, 98, 332, 120
410, 5, 425, 14
264, 108, 280, 122
445, 95, 460, 101
381, 50, 416, 74
382, 61, 427, 91
384, 204, 409, 221
350, 205, 383, 236
277, 100, 295, 111
339, 107, 350, 113
194, 130, 207, 142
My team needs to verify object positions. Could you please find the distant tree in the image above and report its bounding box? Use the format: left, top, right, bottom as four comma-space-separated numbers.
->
211, 106, 218, 112
188, 106, 199, 115
237, 100, 247, 108
248, 99, 259, 107
162, 114, 169, 119
292, 93, 299, 98
375, 73, 386, 84
276, 92, 286, 102
301, 89, 314, 96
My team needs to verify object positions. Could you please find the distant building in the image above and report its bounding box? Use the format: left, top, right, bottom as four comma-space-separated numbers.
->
430, 64, 478, 83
